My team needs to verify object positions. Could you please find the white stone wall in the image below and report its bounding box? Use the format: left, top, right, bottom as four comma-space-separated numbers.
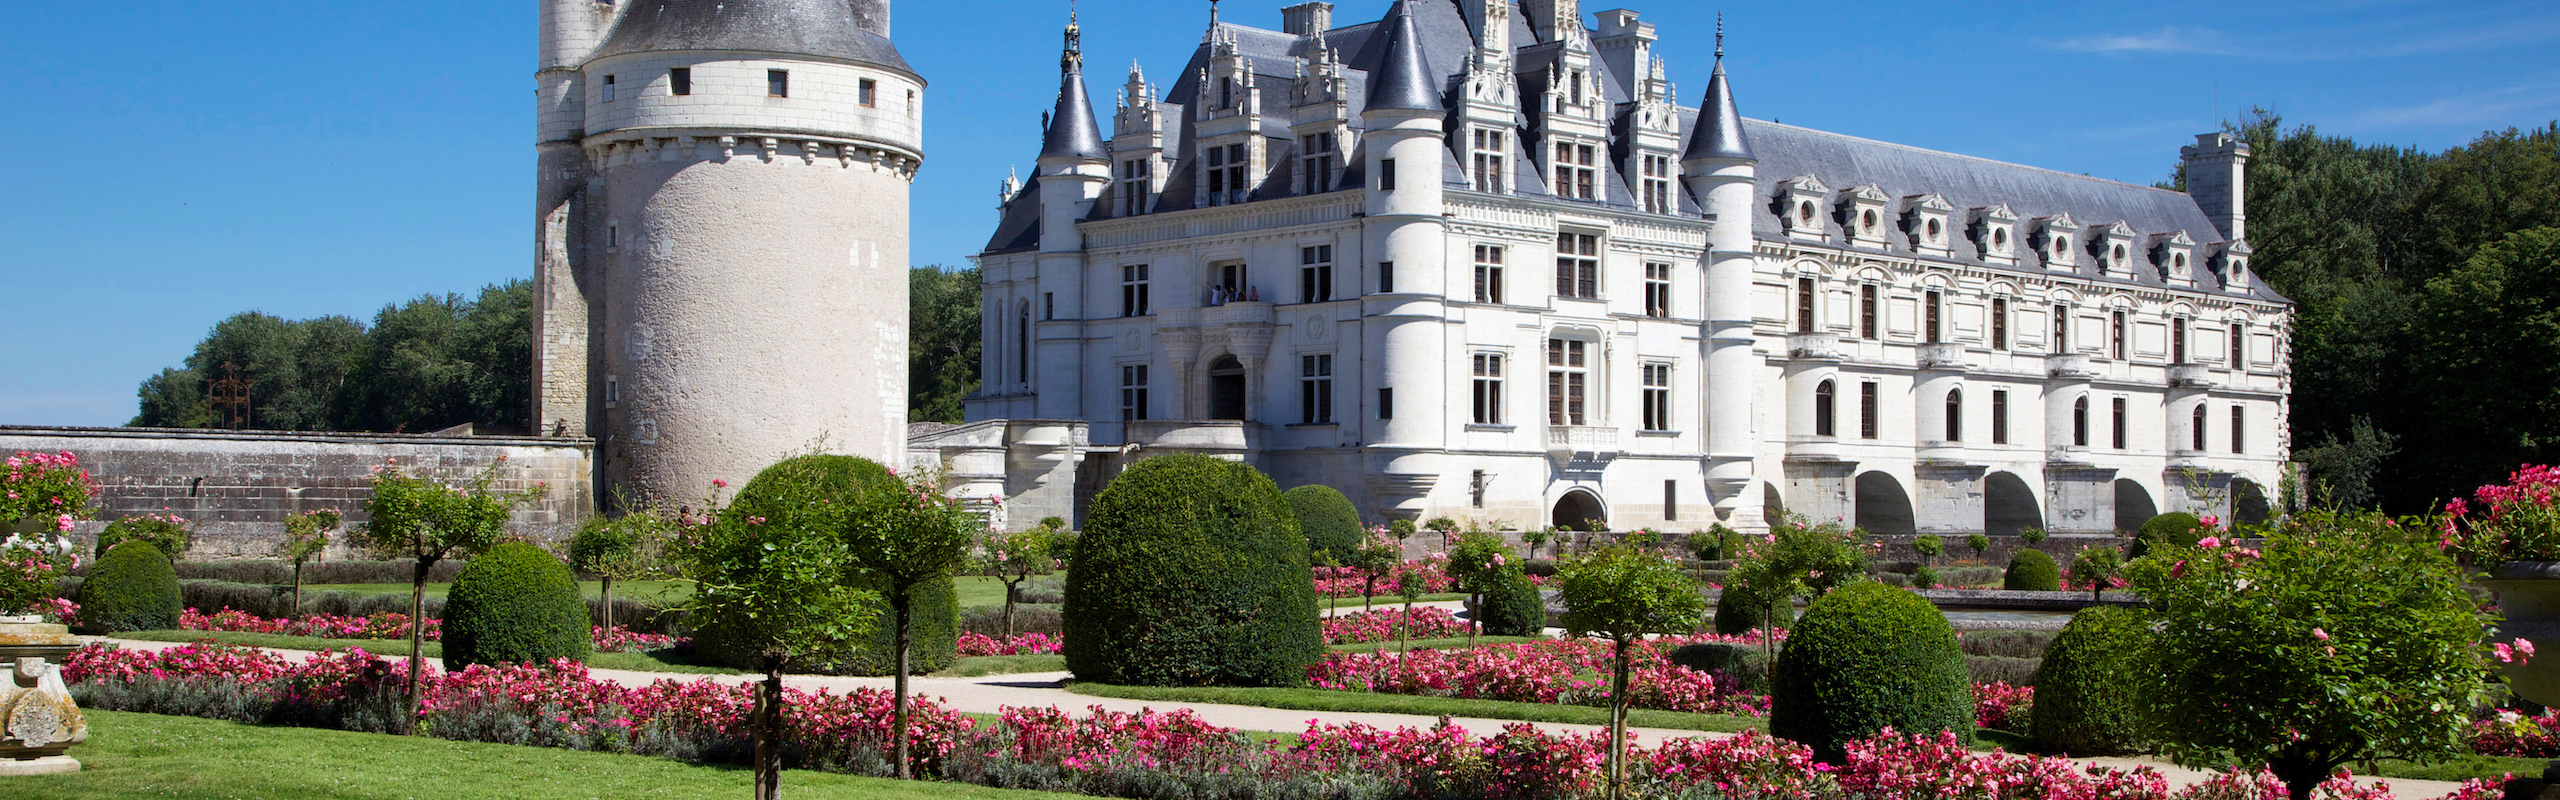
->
584, 52, 923, 156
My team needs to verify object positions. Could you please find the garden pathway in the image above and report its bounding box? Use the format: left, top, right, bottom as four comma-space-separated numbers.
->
92, 636, 2471, 798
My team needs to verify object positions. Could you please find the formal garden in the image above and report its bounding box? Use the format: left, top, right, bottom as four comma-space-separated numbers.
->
9, 449, 2560, 799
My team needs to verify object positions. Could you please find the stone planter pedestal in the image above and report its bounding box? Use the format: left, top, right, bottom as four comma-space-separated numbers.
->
0, 615, 85, 775
2482, 563, 2560, 800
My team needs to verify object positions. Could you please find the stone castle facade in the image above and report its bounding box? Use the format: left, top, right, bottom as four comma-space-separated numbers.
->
942, 0, 2290, 536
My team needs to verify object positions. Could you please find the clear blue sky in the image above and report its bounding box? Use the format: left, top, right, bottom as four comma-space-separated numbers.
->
5, 0, 2555, 427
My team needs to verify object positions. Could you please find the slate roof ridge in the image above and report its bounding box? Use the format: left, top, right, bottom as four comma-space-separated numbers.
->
1741, 118, 2196, 201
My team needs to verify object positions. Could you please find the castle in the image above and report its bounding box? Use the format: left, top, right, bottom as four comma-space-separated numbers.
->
940, 0, 2291, 537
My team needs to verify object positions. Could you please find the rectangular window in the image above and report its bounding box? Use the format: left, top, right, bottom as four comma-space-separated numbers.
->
2053, 304, 2070, 351
1472, 353, 1504, 424
2172, 318, 2188, 364
1860, 382, 1880, 439
2230, 322, 2246, 367
1924, 291, 1943, 344
1860, 285, 1879, 340
1120, 365, 1149, 421
1643, 263, 1672, 318
1474, 245, 1506, 304
1473, 470, 1488, 508
2193, 406, 2209, 451
1119, 159, 1153, 216
767, 70, 789, 97
1121, 264, 1150, 317
1641, 362, 1672, 432
2112, 397, 2128, 450
2111, 311, 2128, 360
1044, 292, 1054, 321
669, 68, 691, 96
1556, 232, 1599, 299
1552, 142, 1598, 201
1302, 132, 1336, 194
1547, 339, 1587, 426
1379, 388, 1393, 420
1300, 354, 1334, 424
1991, 298, 2009, 350
1207, 146, 1227, 203
1378, 261, 1394, 294
859, 79, 877, 107
1222, 143, 1251, 205
2231, 405, 2246, 453
1378, 158, 1395, 190
1663, 480, 1678, 521
604, 374, 619, 407
1796, 278, 1817, 333
602, 74, 616, 102
1471, 128, 1508, 194
1991, 389, 2009, 444
1299, 245, 1334, 303
1640, 155, 1674, 214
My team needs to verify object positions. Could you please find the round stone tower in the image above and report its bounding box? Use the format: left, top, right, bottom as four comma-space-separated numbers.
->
533, 0, 922, 505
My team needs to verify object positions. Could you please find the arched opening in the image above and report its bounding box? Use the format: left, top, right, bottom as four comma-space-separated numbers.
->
1207, 355, 1247, 420
1762, 482, 1788, 523
1854, 471, 1916, 537
1944, 388, 1963, 442
1813, 380, 1837, 437
1984, 472, 2040, 537
2114, 479, 2157, 534
1553, 489, 1607, 531
2072, 396, 2090, 446
2232, 478, 2272, 526
1016, 301, 1032, 385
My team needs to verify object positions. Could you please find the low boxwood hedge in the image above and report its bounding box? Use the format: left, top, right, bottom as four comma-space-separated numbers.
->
440, 541, 590, 669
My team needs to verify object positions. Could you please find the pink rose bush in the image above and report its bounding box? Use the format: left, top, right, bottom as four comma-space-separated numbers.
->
179, 608, 686, 653
956, 631, 1063, 656
2442, 464, 2560, 565
1974, 681, 2035, 730
1307, 632, 1779, 716
1320, 606, 1473, 645
1313, 556, 1454, 599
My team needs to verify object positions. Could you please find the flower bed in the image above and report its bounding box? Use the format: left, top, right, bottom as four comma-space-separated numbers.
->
956, 631, 1061, 657
1313, 557, 1454, 599
1321, 606, 1474, 645
178, 608, 682, 653
1974, 681, 2034, 731
1306, 632, 1778, 716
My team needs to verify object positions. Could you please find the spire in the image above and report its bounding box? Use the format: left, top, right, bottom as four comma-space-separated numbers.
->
1364, 0, 1441, 113
1685, 13, 1754, 162
1040, 8, 1107, 161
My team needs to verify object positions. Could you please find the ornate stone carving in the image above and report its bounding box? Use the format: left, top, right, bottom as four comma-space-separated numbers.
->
0, 620, 86, 775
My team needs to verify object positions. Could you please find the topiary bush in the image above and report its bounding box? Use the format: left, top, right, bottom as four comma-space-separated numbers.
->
1769, 580, 1972, 760
1476, 567, 1547, 636
79, 541, 182, 633
1670, 641, 1772, 694
1283, 484, 1364, 567
1712, 585, 1793, 635
2003, 548, 2060, 591
823, 573, 958, 676
2031, 605, 2155, 755
2129, 512, 2205, 559
440, 540, 590, 669
1063, 454, 1321, 687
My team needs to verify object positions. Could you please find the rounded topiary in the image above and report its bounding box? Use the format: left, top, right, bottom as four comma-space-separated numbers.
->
1670, 641, 1772, 693
79, 541, 181, 632
441, 540, 590, 669
1713, 585, 1794, 635
2003, 548, 2060, 591
1063, 454, 1320, 687
1769, 580, 1973, 760
2031, 605, 2155, 755
2128, 512, 2205, 559
1284, 484, 1363, 567
828, 572, 959, 676
1477, 567, 1547, 636
95, 514, 192, 559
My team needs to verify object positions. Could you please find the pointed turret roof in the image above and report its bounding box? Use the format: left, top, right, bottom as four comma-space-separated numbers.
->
1040, 12, 1108, 161
1362, 0, 1440, 113
1684, 22, 1753, 162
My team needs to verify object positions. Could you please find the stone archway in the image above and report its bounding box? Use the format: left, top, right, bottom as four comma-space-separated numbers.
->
1553, 489, 1607, 531
1762, 483, 1788, 524
1985, 471, 2041, 537
2114, 479, 2158, 533
1207, 355, 1246, 420
2232, 478, 2272, 526
1854, 471, 1916, 536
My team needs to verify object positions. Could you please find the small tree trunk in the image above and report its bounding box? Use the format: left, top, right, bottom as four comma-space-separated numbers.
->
1467, 590, 1481, 649
1002, 577, 1019, 638
2270, 753, 2332, 800
1363, 575, 1376, 615
756, 657, 783, 800
891, 589, 915, 780
600, 575, 615, 632
403, 558, 430, 734
291, 561, 304, 620
1609, 636, 1631, 800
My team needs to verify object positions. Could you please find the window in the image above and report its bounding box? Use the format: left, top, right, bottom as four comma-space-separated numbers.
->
1860, 285, 1879, 340
1553, 142, 1598, 201
1944, 389, 1963, 442
2111, 397, 2128, 450
1663, 480, 1678, 521
1120, 365, 1149, 421
1044, 292, 1054, 320
1643, 263, 1672, 318
1378, 158, 1395, 190
1378, 261, 1394, 294
669, 68, 691, 96
2053, 304, 2071, 351
2110, 311, 2128, 360
2229, 322, 2246, 367
1796, 278, 1817, 333
1924, 291, 1943, 344
1219, 77, 1235, 109
1119, 159, 1153, 216
1206, 143, 1248, 205
1570, 70, 1585, 105
908, 90, 917, 116
602, 74, 616, 102
1556, 232, 1599, 299
1859, 382, 1880, 439
2191, 405, 2207, 451
1991, 298, 2009, 350
604, 374, 619, 408
1991, 389, 2009, 444
1473, 245, 1505, 304
1640, 154, 1674, 214
1379, 388, 1393, 420
1474, 471, 1489, 508
1472, 354, 1504, 424
1471, 128, 1508, 193
1547, 339, 1587, 426
2073, 396, 2089, 446
1016, 303, 1030, 384
767, 69, 789, 97
607, 221, 619, 249
2172, 318, 2188, 364
1214, 261, 1249, 297
1300, 354, 1334, 424
859, 79, 877, 107
1120, 264, 1150, 317
1299, 245, 1334, 303
1813, 380, 1836, 437
1640, 362, 1672, 432
2232, 405, 2247, 453
1302, 132, 1337, 194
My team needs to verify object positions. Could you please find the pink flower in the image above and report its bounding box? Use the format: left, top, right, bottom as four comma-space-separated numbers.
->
2199, 514, 2222, 529
2196, 536, 2221, 549
2311, 628, 2329, 641
55, 514, 73, 532
712, 479, 727, 488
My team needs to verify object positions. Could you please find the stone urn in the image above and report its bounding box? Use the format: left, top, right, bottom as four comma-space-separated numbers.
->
0, 615, 85, 775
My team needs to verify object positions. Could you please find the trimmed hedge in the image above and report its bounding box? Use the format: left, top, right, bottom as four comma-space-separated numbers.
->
1712, 585, 1793, 635
2129, 512, 2205, 559
440, 541, 590, 669
825, 573, 959, 676
1966, 654, 2041, 687
2032, 605, 2155, 755
1670, 641, 1772, 694
2003, 548, 2060, 591
1769, 581, 1973, 760
1064, 454, 1321, 687
1284, 484, 1364, 568
1960, 629, 2056, 660
79, 541, 182, 633
1476, 568, 1547, 636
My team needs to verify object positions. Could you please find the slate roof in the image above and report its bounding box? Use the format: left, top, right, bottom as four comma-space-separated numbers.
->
1362, 0, 1442, 112
592, 0, 912, 75
1041, 63, 1108, 161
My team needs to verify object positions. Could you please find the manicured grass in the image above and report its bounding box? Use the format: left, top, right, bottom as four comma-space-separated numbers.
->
1325, 635, 1547, 653
2360, 754, 2538, 783
27, 709, 1083, 800
934, 654, 1066, 677
1065, 683, 1762, 734
1322, 593, 1467, 609
111, 630, 744, 675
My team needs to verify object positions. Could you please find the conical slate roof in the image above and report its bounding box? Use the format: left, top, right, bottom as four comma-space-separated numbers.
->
1040, 18, 1107, 161
1362, 0, 1440, 113
593, 0, 909, 73
1685, 56, 1753, 161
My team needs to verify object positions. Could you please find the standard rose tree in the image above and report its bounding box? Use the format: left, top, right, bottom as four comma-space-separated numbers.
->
567, 501, 672, 632
1555, 543, 1707, 800
280, 510, 340, 618
838, 470, 978, 780
350, 457, 545, 729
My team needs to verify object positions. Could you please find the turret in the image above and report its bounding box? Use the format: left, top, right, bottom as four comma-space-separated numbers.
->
1359, 0, 1451, 519
532, 0, 623, 443
1680, 23, 1763, 527
1034, 11, 1108, 418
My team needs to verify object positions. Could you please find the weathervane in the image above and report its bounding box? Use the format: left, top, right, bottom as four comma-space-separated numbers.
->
1715, 12, 1725, 59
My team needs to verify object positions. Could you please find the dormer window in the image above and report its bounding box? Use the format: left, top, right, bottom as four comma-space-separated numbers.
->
1840, 185, 1891, 248
1904, 194, 1954, 257
1973, 204, 2020, 265
1798, 202, 1816, 226
1472, 128, 1508, 194
2217, 240, 2256, 294
2152, 230, 2199, 288
2035, 213, 2082, 271
2092, 222, 2137, 276
1553, 141, 1598, 201
1777, 176, 1832, 242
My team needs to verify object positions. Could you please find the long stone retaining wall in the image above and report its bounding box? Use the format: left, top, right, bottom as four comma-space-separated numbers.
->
1, 426, 595, 560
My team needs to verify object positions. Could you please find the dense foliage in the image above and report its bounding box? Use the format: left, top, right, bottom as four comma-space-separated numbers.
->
0, 530, 76, 616
1555, 543, 1713, 799
2003, 548, 2060, 591
2445, 464, 2560, 567
96, 513, 192, 558
1769, 581, 1973, 761
1476, 565, 1548, 636
1283, 484, 1364, 567
683, 455, 895, 673
908, 265, 982, 424
1063, 454, 1320, 687
79, 540, 182, 633
1, 450, 96, 529
2031, 606, 2154, 755
1713, 583, 1793, 636
2129, 512, 2204, 559
440, 540, 590, 669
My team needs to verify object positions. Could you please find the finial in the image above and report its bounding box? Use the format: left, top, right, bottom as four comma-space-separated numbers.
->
1061, 2, 1084, 73
1715, 13, 1725, 59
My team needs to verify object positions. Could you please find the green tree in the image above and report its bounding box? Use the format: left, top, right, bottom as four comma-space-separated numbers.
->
2066, 544, 2120, 602
2124, 510, 2492, 800
1283, 484, 1364, 569
338, 283, 532, 433
1444, 530, 1516, 647
908, 265, 982, 424
1726, 516, 1869, 662
2404, 227, 2560, 497
836, 468, 978, 779
1555, 544, 1708, 800
567, 502, 670, 631
977, 523, 1060, 637
280, 509, 341, 618
350, 457, 545, 727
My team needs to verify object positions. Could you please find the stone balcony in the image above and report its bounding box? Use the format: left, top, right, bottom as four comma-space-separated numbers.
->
1546, 425, 1620, 458
1917, 343, 1969, 371
1203, 300, 1273, 327
2168, 363, 2214, 389
2047, 353, 2097, 380
1786, 332, 1844, 362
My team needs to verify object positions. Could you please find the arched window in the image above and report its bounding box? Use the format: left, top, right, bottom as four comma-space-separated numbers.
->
2192, 405, 2208, 451
1814, 380, 1836, 437
1944, 388, 1963, 442
2072, 396, 2089, 447
1016, 301, 1032, 385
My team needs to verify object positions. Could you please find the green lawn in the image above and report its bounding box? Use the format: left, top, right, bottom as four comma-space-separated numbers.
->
934, 654, 1065, 677
1325, 635, 1547, 653
1064, 683, 1762, 734
112, 630, 743, 675
24, 709, 1083, 800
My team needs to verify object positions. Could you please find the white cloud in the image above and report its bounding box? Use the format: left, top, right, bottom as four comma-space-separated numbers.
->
2351, 79, 2560, 128
2049, 27, 2238, 56
2044, 14, 2560, 61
